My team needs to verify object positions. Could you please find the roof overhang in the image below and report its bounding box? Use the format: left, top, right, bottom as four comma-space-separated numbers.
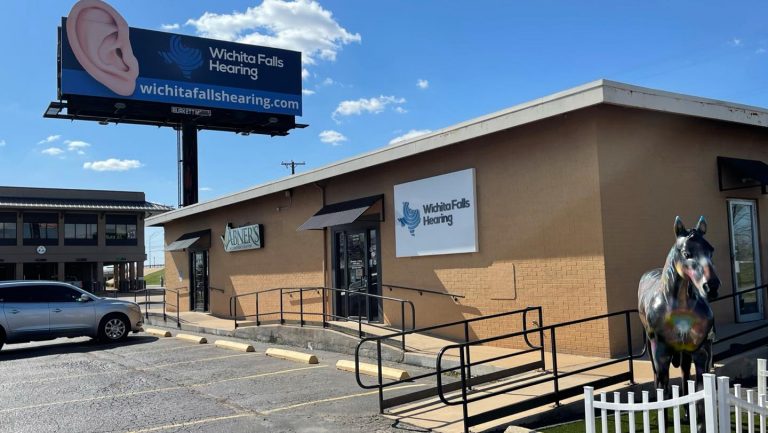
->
717, 156, 768, 194
147, 80, 768, 227
165, 229, 211, 252
298, 195, 383, 231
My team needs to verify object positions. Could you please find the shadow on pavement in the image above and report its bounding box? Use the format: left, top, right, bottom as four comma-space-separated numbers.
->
0, 335, 159, 360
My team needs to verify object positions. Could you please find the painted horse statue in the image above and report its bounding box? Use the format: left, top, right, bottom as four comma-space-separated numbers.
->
638, 216, 720, 430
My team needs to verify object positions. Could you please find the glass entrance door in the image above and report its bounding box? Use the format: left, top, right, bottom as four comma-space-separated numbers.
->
334, 226, 380, 321
728, 200, 763, 322
190, 251, 209, 312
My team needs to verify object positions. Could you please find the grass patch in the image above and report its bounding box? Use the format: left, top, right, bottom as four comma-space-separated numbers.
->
144, 268, 164, 286
541, 410, 761, 433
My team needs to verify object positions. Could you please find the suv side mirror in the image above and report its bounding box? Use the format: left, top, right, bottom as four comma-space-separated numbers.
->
79, 294, 92, 303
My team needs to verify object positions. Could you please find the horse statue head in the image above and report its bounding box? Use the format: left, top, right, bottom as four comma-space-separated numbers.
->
671, 216, 720, 302
638, 216, 718, 432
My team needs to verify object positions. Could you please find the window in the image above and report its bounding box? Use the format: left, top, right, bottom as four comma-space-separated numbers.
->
0, 213, 15, 246
64, 214, 98, 246
105, 214, 138, 246
0, 284, 49, 303
47, 285, 84, 302
23, 213, 58, 246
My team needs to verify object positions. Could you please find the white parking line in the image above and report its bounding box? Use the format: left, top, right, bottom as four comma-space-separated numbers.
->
0, 365, 327, 413
125, 413, 256, 433
7, 353, 259, 386
122, 383, 427, 433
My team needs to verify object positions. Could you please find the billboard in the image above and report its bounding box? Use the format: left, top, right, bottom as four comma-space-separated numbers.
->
394, 169, 478, 257
59, 1, 302, 117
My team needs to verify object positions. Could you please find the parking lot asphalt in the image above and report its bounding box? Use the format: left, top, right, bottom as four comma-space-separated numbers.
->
0, 332, 430, 433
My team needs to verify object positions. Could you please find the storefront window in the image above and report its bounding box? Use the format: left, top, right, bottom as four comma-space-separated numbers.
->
105, 214, 138, 246
0, 222, 15, 239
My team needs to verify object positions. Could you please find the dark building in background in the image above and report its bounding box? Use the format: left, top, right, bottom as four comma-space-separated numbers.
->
0, 187, 172, 290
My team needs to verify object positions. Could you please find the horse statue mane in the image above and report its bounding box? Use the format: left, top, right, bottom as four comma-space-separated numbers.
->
638, 216, 720, 432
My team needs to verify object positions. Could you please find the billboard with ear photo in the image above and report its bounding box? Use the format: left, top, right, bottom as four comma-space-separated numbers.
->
59, 0, 302, 116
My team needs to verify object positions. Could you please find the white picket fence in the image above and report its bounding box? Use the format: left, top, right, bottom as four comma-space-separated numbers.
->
584, 359, 768, 433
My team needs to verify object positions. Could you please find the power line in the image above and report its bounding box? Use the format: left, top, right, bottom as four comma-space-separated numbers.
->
281, 160, 305, 175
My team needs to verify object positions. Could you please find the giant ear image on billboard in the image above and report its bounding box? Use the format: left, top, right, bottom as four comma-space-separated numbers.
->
66, 0, 139, 96
59, 0, 302, 116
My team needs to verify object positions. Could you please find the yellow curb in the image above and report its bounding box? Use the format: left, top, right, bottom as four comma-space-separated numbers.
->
215, 340, 255, 352
335, 360, 410, 381
265, 348, 318, 364
144, 328, 172, 338
176, 334, 207, 344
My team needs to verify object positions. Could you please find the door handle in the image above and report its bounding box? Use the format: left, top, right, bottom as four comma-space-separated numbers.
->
52, 308, 62, 313
9, 309, 19, 314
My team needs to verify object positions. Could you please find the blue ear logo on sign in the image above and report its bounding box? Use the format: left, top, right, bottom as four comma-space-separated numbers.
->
159, 35, 203, 79
397, 202, 421, 236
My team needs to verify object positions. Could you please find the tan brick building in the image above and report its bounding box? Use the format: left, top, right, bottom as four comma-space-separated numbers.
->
147, 80, 768, 356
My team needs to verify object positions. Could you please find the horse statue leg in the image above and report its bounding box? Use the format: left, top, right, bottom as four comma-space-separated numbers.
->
650, 338, 674, 427
692, 339, 714, 433
681, 353, 693, 423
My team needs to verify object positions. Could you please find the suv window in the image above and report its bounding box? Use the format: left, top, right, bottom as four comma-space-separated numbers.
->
46, 285, 83, 302
0, 284, 50, 303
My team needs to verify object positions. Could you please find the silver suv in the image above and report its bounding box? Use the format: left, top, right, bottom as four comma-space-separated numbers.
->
0, 281, 143, 350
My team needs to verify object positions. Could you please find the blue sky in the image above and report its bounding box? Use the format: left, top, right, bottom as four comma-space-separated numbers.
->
1, 1, 767, 265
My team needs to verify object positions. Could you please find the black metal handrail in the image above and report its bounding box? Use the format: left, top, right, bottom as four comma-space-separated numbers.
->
709, 284, 768, 360
382, 283, 465, 301
132, 287, 183, 328
352, 306, 544, 414
434, 309, 642, 433
228, 286, 416, 350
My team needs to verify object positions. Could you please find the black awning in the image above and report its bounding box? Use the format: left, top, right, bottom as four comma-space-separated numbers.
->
298, 195, 383, 231
718, 157, 768, 193
165, 229, 211, 252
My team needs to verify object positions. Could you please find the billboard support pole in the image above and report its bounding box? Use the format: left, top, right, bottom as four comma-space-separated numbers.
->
181, 122, 198, 207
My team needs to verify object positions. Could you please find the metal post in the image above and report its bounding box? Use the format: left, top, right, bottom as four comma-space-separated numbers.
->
464, 321, 473, 389
551, 328, 560, 406
321, 288, 326, 328
300, 288, 304, 327
538, 307, 545, 369
376, 341, 384, 413
255, 292, 260, 326
279, 289, 284, 324
459, 347, 470, 433
401, 302, 406, 351
358, 308, 363, 338
180, 122, 199, 207
145, 289, 149, 319
176, 291, 180, 328
625, 311, 635, 384
162, 289, 166, 322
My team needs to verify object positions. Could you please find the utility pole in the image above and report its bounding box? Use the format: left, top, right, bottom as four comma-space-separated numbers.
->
281, 160, 305, 175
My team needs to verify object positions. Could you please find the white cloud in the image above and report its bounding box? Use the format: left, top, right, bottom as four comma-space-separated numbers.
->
332, 95, 406, 121
302, 68, 310, 79
38, 135, 61, 144
394, 106, 408, 114
42, 147, 64, 156
322, 77, 335, 86
185, 0, 361, 65
417, 79, 429, 89
65, 140, 91, 153
389, 129, 432, 145
302, 89, 316, 95
161, 23, 180, 30
83, 159, 142, 172
0, 139, 5, 147
730, 38, 743, 47
200, 187, 213, 192
757, 48, 766, 54
319, 130, 347, 145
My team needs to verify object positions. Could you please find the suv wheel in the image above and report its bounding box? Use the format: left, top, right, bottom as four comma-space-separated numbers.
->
99, 314, 129, 342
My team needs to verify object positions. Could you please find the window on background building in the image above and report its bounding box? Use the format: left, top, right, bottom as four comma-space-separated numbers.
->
64, 214, 98, 246
0, 212, 16, 246
105, 214, 138, 246
23, 213, 58, 246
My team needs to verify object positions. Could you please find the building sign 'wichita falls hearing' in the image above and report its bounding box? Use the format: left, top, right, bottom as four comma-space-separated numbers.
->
394, 169, 478, 257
